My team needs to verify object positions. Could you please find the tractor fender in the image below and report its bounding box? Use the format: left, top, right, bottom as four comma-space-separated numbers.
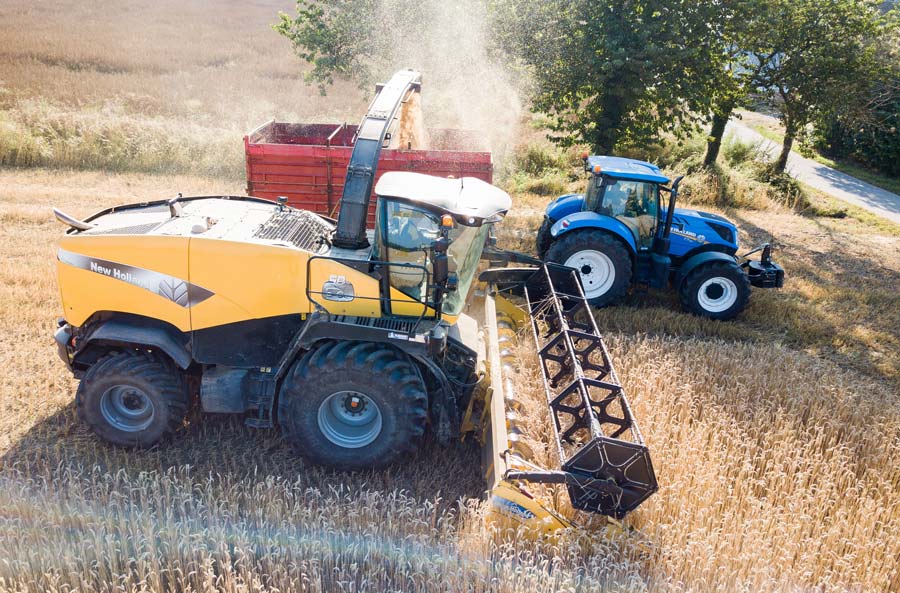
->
550, 211, 638, 254
674, 251, 739, 288
78, 319, 192, 369
545, 193, 585, 221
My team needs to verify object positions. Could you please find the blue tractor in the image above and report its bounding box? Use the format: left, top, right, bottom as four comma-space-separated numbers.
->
536, 156, 784, 320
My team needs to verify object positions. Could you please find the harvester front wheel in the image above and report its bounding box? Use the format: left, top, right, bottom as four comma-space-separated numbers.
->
679, 261, 751, 320
279, 341, 428, 470
76, 350, 190, 447
545, 230, 632, 306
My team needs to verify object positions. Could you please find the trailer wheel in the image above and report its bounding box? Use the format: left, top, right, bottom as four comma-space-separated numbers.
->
679, 261, 751, 320
545, 230, 632, 306
76, 351, 190, 447
279, 341, 428, 470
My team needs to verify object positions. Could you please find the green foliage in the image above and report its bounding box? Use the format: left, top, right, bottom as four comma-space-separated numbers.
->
811, 8, 900, 176
722, 137, 761, 167
273, 0, 402, 92
746, 0, 885, 173
490, 0, 726, 154
513, 143, 570, 175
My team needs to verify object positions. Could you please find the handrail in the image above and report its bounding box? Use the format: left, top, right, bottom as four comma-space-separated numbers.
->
305, 254, 434, 323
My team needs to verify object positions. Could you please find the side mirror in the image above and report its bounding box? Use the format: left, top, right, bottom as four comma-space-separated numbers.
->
432, 236, 450, 285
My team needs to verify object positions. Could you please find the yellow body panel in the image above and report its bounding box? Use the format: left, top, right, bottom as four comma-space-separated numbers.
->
57, 235, 192, 331
57, 232, 447, 332
487, 481, 571, 533
188, 238, 315, 329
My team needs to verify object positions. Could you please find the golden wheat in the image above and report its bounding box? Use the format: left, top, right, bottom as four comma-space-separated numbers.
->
1, 168, 898, 592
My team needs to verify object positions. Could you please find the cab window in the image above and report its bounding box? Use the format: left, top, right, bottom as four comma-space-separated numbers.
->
598, 180, 659, 249
378, 201, 439, 303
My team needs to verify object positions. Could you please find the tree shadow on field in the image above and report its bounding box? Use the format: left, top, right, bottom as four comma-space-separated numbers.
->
0, 401, 484, 512
728, 211, 900, 386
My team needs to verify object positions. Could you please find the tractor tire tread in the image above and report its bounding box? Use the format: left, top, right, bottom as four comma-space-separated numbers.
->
678, 260, 751, 320
545, 230, 632, 306
76, 350, 189, 448
279, 341, 428, 470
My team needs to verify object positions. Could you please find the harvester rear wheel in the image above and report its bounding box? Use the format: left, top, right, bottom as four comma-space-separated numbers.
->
679, 261, 751, 320
278, 341, 428, 470
76, 350, 190, 447
545, 230, 632, 306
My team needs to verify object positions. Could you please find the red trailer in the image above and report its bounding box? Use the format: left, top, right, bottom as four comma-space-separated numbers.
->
244, 120, 493, 226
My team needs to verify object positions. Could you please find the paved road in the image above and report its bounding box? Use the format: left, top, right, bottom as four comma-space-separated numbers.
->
725, 116, 900, 225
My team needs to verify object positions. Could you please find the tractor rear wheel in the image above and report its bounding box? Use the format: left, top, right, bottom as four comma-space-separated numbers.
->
545, 230, 632, 306
535, 216, 553, 257
679, 261, 751, 320
76, 351, 190, 447
278, 341, 428, 470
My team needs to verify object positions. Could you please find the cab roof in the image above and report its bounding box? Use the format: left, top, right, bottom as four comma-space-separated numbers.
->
587, 156, 670, 184
375, 172, 511, 225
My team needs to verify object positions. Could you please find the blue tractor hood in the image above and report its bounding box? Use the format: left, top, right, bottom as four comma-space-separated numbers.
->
665, 206, 739, 256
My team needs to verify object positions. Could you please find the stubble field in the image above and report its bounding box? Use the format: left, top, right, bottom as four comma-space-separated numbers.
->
1, 2, 899, 592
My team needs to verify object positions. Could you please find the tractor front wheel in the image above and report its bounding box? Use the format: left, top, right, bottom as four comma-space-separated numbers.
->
278, 341, 428, 470
545, 230, 632, 306
679, 261, 751, 320
76, 351, 190, 447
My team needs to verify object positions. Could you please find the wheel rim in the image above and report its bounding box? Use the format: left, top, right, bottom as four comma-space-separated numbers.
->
100, 385, 155, 432
317, 390, 383, 449
564, 250, 616, 299
697, 277, 739, 312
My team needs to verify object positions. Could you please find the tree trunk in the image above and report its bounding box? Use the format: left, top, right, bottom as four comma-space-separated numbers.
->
774, 132, 794, 174
703, 102, 734, 167
592, 88, 627, 154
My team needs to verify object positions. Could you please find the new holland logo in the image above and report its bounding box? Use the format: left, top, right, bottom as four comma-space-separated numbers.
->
671, 228, 707, 243
57, 248, 214, 308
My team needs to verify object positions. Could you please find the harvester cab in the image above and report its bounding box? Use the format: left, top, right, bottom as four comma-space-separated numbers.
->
537, 155, 784, 319
50, 70, 657, 533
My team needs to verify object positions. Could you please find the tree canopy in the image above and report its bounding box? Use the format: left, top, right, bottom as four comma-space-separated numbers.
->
275, 0, 898, 172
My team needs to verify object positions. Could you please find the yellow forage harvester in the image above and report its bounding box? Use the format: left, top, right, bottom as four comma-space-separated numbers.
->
50, 70, 656, 533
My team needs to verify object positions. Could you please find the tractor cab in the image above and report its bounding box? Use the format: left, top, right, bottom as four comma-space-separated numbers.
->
582, 158, 666, 251
372, 172, 511, 317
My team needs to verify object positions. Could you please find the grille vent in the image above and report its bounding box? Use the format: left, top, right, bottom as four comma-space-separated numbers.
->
253, 210, 332, 252
90, 222, 162, 235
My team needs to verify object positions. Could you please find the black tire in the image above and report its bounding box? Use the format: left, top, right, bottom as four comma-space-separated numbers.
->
536, 216, 553, 257
678, 261, 751, 320
76, 350, 190, 447
278, 341, 428, 470
544, 230, 632, 307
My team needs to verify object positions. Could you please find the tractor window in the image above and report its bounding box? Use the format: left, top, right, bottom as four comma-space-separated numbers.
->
598, 180, 659, 249
442, 223, 490, 316
584, 175, 603, 211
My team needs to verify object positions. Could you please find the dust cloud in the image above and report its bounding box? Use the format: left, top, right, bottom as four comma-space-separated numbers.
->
374, 0, 523, 165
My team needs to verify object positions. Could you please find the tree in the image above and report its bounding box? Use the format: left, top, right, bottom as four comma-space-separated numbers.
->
748, 0, 883, 173
273, 0, 398, 92
701, 0, 770, 167
812, 5, 900, 175
491, 0, 728, 153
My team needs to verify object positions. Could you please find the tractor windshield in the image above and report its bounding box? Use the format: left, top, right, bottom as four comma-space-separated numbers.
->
375, 200, 490, 317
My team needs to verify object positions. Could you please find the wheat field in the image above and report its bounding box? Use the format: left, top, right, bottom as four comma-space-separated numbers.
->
2, 2, 900, 592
